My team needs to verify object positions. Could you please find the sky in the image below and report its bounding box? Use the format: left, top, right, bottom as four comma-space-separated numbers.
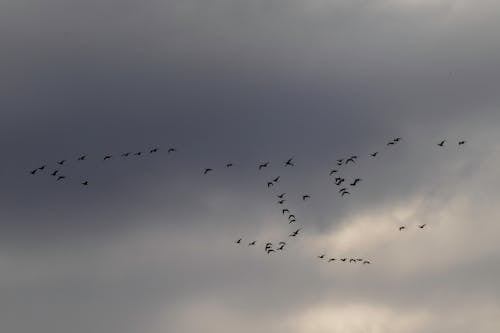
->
1, 0, 500, 332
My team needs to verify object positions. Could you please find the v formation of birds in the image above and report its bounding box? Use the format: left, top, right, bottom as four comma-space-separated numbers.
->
29, 138, 466, 265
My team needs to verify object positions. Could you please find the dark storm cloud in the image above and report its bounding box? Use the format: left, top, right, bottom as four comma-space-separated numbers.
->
1, 0, 500, 332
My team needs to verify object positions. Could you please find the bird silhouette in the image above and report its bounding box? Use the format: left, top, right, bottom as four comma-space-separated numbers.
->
371, 152, 378, 157
267, 182, 274, 188
349, 259, 356, 263
418, 224, 426, 229
288, 215, 296, 221
399, 226, 406, 231
318, 254, 325, 259
272, 176, 280, 183
30, 169, 38, 175
387, 141, 395, 146
258, 162, 269, 170
335, 177, 345, 185
267, 249, 275, 254
134, 152, 142, 156
168, 148, 177, 153
226, 163, 233, 168
328, 258, 336, 262
393, 137, 401, 142
329, 169, 338, 175
341, 191, 350, 197
51, 170, 59, 176
277, 193, 286, 199
265, 242, 273, 249
282, 209, 290, 215
288, 219, 296, 224
345, 156, 357, 164
438, 140, 446, 147
81, 181, 88, 186
289, 228, 302, 237
350, 178, 362, 186
38, 165, 47, 170
149, 148, 159, 153
278, 199, 286, 205
341, 258, 347, 262
363, 260, 371, 264
103, 155, 112, 160
248, 241, 256, 246
203, 168, 213, 175
284, 158, 295, 167
77, 155, 86, 161
277, 244, 285, 251
339, 188, 348, 194
57, 176, 66, 181
57, 160, 66, 165
121, 152, 131, 157
458, 140, 466, 145
235, 238, 242, 244
302, 195, 310, 201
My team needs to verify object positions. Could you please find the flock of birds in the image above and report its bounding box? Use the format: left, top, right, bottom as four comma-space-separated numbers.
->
29, 138, 467, 265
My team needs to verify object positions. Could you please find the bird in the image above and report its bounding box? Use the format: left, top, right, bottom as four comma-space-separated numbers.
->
289, 228, 302, 237
329, 169, 338, 175
203, 168, 213, 175
38, 165, 47, 171
328, 258, 336, 262
438, 140, 446, 147
248, 241, 256, 246
57, 176, 66, 181
318, 254, 325, 259
350, 178, 362, 186
399, 226, 406, 231
267, 249, 275, 254
341, 191, 350, 197
336, 159, 344, 166
235, 238, 242, 244
267, 182, 274, 188
30, 169, 38, 175
349, 259, 356, 263
340, 258, 347, 262
288, 215, 296, 221
393, 137, 402, 142
226, 163, 233, 168
258, 162, 269, 170
371, 152, 378, 157
167, 148, 177, 153
81, 181, 88, 186
302, 194, 311, 201
284, 158, 295, 167
282, 209, 290, 215
57, 160, 66, 165
77, 155, 86, 161
134, 152, 142, 156
51, 170, 59, 176
278, 199, 286, 205
458, 140, 466, 145
288, 219, 296, 224
345, 156, 357, 164
265, 242, 273, 249
387, 141, 395, 146
335, 178, 345, 185
121, 152, 131, 157
277, 193, 286, 199
277, 243, 285, 251
103, 155, 112, 160
418, 224, 426, 229
339, 188, 348, 194
272, 176, 280, 183
149, 148, 159, 153
363, 260, 371, 264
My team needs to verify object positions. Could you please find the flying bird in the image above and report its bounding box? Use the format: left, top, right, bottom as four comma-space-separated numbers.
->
149, 148, 159, 153
282, 209, 290, 215
77, 155, 86, 161
30, 169, 38, 175
248, 241, 256, 246
134, 152, 142, 156
341, 191, 350, 197
399, 226, 406, 231
272, 176, 280, 183
103, 155, 112, 160
267, 182, 274, 188
284, 158, 295, 167
438, 140, 446, 147
289, 228, 302, 237
121, 152, 131, 157
168, 148, 177, 153
418, 224, 427, 229
265, 242, 273, 249
345, 156, 357, 164
203, 168, 213, 175
387, 141, 395, 146
349, 259, 356, 263
363, 260, 371, 264
341, 258, 347, 262
235, 238, 242, 244
339, 188, 348, 193
318, 254, 325, 259
226, 163, 233, 168
288, 219, 296, 224
329, 169, 338, 175
278, 199, 286, 205
57, 176, 66, 181
277, 193, 286, 199
302, 195, 310, 201
51, 170, 59, 176
57, 160, 66, 165
277, 243, 285, 251
328, 258, 336, 262
458, 140, 466, 145
38, 165, 47, 170
350, 178, 362, 186
267, 249, 275, 254
288, 215, 296, 221
258, 162, 269, 170
81, 181, 88, 186
371, 152, 378, 157
393, 137, 401, 142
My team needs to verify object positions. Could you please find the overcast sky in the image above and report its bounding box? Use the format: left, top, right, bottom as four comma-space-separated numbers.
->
1, 0, 500, 332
